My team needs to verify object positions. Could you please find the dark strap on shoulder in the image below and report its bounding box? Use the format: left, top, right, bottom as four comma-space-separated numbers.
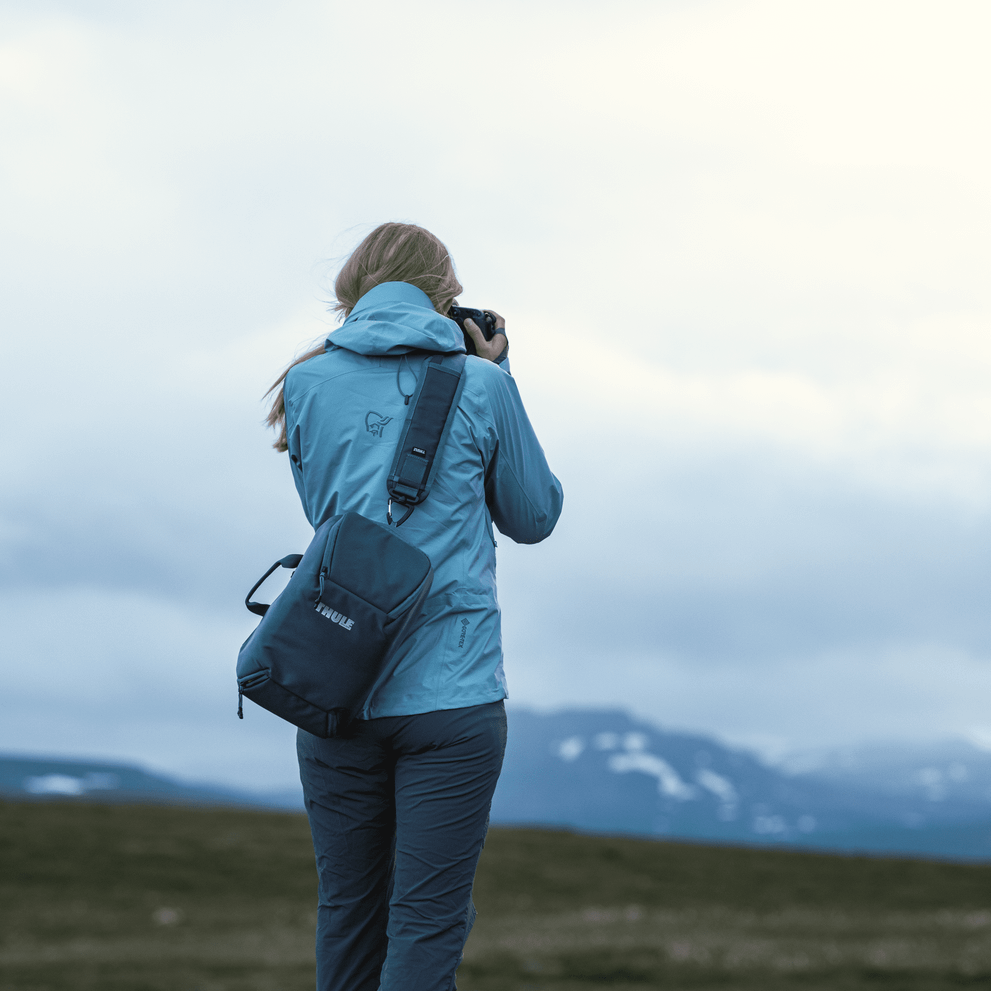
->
386, 352, 467, 526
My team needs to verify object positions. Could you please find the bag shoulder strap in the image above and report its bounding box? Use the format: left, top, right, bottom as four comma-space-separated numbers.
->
386, 352, 467, 526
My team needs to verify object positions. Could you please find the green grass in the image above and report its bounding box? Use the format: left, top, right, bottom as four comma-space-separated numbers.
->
3, 800, 991, 990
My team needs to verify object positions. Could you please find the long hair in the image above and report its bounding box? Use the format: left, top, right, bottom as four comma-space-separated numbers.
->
264, 223, 462, 452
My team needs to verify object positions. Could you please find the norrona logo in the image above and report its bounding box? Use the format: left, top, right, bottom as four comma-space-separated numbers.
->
458, 617, 470, 649
315, 602, 355, 631
365, 411, 392, 437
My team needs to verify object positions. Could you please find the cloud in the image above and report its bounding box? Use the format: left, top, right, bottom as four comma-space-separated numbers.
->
2, 0, 991, 780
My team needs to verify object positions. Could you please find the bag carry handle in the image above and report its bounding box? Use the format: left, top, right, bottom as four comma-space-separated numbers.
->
244, 554, 304, 616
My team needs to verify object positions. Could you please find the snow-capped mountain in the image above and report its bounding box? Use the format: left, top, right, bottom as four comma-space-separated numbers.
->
0, 755, 302, 809
778, 738, 991, 806
490, 709, 991, 860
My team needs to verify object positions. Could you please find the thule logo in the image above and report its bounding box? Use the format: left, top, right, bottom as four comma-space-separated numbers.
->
315, 603, 355, 631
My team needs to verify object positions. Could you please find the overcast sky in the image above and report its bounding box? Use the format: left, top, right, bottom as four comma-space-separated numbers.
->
3, 0, 991, 790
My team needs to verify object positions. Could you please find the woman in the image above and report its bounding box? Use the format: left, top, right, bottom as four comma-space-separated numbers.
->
265, 222, 563, 990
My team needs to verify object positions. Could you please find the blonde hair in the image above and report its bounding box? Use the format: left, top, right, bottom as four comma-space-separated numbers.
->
264, 223, 461, 452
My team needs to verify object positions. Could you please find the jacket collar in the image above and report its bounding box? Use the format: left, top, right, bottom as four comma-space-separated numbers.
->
349, 281, 435, 315
328, 281, 464, 356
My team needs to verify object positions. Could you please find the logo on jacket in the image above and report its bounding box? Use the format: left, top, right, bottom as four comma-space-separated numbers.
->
315, 602, 355, 631
458, 617, 470, 649
365, 411, 392, 437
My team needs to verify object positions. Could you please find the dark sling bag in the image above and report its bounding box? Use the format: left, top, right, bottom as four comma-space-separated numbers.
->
235, 352, 467, 738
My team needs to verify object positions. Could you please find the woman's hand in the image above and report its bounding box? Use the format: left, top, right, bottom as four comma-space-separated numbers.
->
464, 310, 509, 363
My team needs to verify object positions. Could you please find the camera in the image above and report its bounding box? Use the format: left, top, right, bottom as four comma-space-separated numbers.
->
447, 305, 500, 356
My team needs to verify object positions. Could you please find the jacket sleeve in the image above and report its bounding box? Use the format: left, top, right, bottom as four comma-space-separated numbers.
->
283, 380, 316, 529
476, 364, 564, 544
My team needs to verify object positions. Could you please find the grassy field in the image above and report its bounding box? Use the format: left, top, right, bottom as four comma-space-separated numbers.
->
2, 800, 991, 990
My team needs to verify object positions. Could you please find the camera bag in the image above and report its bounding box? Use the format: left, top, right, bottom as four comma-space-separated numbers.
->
235, 352, 467, 737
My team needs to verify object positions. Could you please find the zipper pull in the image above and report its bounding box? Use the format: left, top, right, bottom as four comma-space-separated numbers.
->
318, 567, 327, 600
237, 690, 243, 720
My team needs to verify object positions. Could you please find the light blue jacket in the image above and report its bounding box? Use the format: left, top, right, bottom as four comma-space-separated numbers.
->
283, 282, 564, 718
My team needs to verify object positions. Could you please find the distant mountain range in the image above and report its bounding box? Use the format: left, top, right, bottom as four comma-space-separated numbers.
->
491, 709, 991, 860
5, 708, 991, 861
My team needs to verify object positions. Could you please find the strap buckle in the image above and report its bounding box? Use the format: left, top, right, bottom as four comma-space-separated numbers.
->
387, 497, 414, 527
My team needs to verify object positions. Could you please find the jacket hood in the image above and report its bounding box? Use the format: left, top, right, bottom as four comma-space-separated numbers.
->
327, 281, 465, 356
